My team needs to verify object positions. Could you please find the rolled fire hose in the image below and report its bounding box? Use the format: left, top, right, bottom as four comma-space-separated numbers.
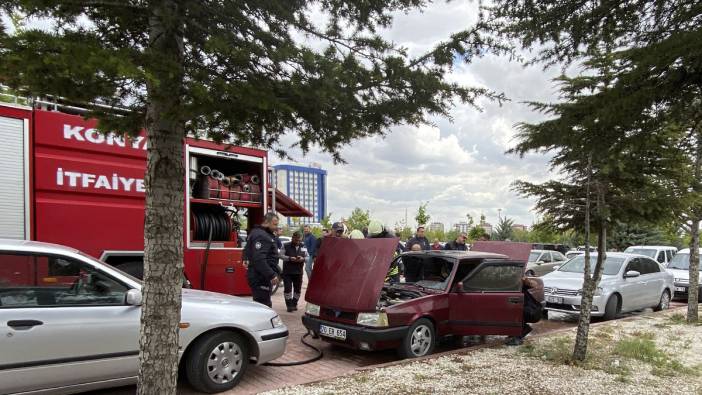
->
250, 174, 260, 185
200, 165, 212, 176
263, 331, 323, 366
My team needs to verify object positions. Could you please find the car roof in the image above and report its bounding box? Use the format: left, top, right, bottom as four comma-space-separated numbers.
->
0, 238, 81, 255
673, 248, 701, 254
625, 245, 677, 250
402, 250, 508, 260
573, 252, 647, 260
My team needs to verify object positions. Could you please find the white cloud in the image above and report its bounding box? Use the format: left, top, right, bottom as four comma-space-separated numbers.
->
272, 2, 565, 231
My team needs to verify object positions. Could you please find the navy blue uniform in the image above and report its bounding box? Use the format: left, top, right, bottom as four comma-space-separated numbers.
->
245, 225, 279, 307
282, 241, 305, 311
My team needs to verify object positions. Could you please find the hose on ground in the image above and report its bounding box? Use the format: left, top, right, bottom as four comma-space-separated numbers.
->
263, 331, 323, 366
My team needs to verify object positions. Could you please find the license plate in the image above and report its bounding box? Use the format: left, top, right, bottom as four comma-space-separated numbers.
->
546, 296, 564, 304
675, 286, 687, 292
319, 324, 346, 340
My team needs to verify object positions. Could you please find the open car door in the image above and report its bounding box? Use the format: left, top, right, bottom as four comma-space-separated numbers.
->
448, 260, 525, 336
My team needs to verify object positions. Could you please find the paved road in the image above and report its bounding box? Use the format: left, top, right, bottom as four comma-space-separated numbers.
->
91, 279, 685, 395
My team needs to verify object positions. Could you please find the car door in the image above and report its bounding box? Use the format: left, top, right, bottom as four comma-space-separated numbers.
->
655, 250, 666, 266
0, 252, 140, 394
448, 260, 525, 336
619, 258, 647, 311
547, 252, 567, 272
536, 252, 553, 276
640, 258, 664, 306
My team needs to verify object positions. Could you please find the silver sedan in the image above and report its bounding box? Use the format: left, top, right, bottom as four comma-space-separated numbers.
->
542, 252, 674, 319
0, 239, 288, 394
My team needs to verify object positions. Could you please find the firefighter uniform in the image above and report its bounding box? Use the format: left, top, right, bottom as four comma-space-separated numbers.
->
245, 225, 280, 307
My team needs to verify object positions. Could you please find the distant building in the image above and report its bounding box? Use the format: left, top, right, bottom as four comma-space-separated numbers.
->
481, 223, 493, 236
428, 222, 444, 233
454, 221, 470, 233
512, 224, 528, 232
273, 164, 327, 226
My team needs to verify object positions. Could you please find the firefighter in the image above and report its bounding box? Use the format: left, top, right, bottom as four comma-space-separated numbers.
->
281, 232, 306, 312
244, 212, 281, 308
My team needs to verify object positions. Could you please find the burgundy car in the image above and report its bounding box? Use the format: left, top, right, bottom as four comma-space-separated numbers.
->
302, 238, 543, 358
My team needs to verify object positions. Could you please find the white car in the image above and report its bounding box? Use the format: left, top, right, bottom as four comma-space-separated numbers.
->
542, 253, 674, 320
526, 250, 568, 276
0, 239, 288, 394
666, 248, 702, 302
623, 245, 677, 266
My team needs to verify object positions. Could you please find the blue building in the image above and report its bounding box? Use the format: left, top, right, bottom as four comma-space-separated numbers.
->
273, 164, 327, 226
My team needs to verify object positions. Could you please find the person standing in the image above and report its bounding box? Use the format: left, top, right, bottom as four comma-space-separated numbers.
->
406, 226, 430, 251
302, 225, 317, 279
313, 222, 344, 264
282, 232, 306, 312
444, 233, 468, 251
245, 212, 280, 308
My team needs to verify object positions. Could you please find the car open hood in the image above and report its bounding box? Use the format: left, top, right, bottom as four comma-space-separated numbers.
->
305, 237, 399, 312
471, 241, 532, 262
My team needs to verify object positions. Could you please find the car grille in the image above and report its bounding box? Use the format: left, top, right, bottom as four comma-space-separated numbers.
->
320, 308, 357, 322
544, 287, 580, 296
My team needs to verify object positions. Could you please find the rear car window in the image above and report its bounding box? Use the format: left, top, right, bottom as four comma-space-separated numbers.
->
462, 263, 523, 292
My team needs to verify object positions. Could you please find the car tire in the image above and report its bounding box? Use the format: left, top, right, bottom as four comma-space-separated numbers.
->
653, 289, 671, 312
525, 270, 536, 277
185, 331, 249, 393
398, 318, 435, 359
603, 294, 620, 321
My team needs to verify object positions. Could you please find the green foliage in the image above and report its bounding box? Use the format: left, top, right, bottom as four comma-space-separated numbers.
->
467, 226, 488, 241
320, 213, 333, 230
346, 207, 370, 232
414, 202, 431, 227
0, 1, 505, 160
425, 228, 446, 243
493, 216, 515, 241
609, 222, 684, 251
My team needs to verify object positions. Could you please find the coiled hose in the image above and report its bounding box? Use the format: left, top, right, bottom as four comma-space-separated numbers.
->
192, 207, 231, 241
263, 331, 324, 366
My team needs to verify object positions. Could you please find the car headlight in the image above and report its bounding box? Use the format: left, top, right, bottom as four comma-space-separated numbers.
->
305, 303, 320, 317
356, 312, 389, 327
270, 315, 284, 328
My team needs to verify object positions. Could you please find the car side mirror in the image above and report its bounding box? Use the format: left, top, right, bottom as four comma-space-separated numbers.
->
552, 266, 560, 271
126, 289, 143, 306
454, 282, 464, 293
624, 270, 640, 278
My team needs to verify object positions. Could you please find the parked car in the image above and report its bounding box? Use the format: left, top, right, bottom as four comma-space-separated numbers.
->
542, 253, 674, 320
302, 238, 542, 358
565, 251, 584, 259
623, 245, 677, 266
526, 250, 568, 276
532, 243, 570, 255
0, 239, 288, 394
665, 248, 702, 302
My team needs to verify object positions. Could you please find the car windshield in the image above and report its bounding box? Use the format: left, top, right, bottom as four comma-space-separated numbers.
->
668, 253, 693, 270
557, 256, 625, 276
623, 248, 656, 258
528, 251, 541, 262
402, 255, 454, 290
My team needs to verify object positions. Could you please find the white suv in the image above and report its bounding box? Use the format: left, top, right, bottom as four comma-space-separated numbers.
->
623, 246, 677, 266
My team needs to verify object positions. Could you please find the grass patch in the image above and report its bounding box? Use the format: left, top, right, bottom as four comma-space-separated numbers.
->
613, 337, 697, 377
668, 313, 687, 325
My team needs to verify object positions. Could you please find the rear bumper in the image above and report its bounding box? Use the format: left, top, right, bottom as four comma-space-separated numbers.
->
302, 315, 408, 351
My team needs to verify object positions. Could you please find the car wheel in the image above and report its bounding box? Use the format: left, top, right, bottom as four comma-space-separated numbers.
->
399, 318, 435, 359
603, 294, 620, 321
185, 331, 249, 393
653, 289, 671, 312
525, 270, 536, 277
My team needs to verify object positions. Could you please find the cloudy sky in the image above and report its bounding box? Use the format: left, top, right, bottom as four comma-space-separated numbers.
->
271, 2, 563, 230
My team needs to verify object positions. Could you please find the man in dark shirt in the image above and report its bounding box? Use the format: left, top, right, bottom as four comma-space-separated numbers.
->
406, 226, 430, 251
244, 212, 280, 307
282, 232, 306, 312
444, 233, 468, 251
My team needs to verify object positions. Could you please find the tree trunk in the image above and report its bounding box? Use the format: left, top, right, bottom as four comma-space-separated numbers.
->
138, 2, 185, 394
688, 221, 700, 323
573, 156, 593, 362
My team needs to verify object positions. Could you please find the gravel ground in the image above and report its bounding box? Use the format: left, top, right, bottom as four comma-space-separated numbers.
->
265, 308, 702, 395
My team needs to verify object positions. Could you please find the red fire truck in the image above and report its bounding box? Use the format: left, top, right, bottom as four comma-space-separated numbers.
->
0, 99, 311, 295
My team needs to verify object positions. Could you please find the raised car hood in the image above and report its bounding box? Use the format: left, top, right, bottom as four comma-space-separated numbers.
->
305, 237, 399, 312
472, 241, 532, 262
